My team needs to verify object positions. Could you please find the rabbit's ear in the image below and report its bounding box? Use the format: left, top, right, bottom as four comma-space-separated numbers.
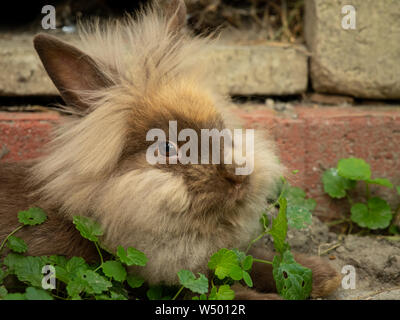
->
33, 33, 112, 111
163, 0, 187, 32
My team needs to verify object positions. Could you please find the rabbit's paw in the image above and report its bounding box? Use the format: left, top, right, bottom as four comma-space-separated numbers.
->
294, 253, 342, 298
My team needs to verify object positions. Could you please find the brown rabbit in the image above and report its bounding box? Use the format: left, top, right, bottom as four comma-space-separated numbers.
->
0, 0, 340, 299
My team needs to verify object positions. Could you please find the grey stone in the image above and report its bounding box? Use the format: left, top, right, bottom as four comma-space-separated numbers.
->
305, 0, 400, 99
0, 33, 308, 97
206, 44, 308, 96
0, 33, 58, 96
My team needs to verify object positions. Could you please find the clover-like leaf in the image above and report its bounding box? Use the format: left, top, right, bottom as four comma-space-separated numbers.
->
396, 186, 400, 195
67, 269, 112, 296
242, 271, 253, 287
25, 287, 54, 300
17, 208, 47, 226
323, 168, 356, 198
286, 205, 312, 230
208, 285, 235, 300
338, 158, 371, 181
127, 274, 145, 289
177, 270, 209, 294
117, 246, 148, 267
102, 261, 127, 282
351, 198, 392, 229
268, 197, 288, 254
72, 216, 103, 242
4, 254, 45, 287
366, 178, 393, 189
231, 249, 253, 271
272, 250, 312, 300
55, 256, 89, 284
42, 255, 68, 267
208, 249, 243, 281
7, 236, 27, 253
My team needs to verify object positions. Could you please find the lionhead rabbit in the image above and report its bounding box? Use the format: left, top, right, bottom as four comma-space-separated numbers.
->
0, 0, 340, 299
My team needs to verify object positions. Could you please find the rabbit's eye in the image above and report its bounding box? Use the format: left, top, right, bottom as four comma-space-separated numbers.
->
158, 141, 178, 158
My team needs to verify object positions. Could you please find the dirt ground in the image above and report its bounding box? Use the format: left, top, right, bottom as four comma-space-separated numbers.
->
264, 216, 400, 300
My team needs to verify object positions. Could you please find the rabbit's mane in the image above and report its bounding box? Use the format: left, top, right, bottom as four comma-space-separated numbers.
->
28, 2, 284, 284
29, 4, 218, 214
75, 5, 213, 102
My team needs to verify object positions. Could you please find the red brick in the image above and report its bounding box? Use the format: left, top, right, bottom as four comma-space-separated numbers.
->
1, 107, 400, 221
0, 112, 59, 162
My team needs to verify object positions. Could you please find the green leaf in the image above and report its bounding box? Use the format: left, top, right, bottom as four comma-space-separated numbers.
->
25, 287, 54, 300
3, 252, 25, 270
231, 249, 253, 271
208, 249, 243, 281
177, 270, 209, 294
268, 197, 288, 254
117, 246, 148, 267
232, 248, 246, 263
42, 255, 68, 267
127, 274, 145, 289
388, 224, 399, 235
55, 256, 89, 284
337, 158, 371, 181
67, 269, 112, 296
146, 286, 163, 300
272, 251, 312, 300
286, 205, 313, 230
95, 290, 128, 300
0, 286, 7, 298
366, 178, 393, 188
17, 208, 47, 226
242, 271, 253, 287
396, 186, 400, 195
4, 254, 45, 287
72, 216, 103, 242
282, 186, 315, 229
242, 255, 253, 271
322, 168, 356, 198
208, 285, 235, 300
3, 293, 26, 300
6, 236, 27, 253
351, 198, 392, 229
102, 261, 127, 282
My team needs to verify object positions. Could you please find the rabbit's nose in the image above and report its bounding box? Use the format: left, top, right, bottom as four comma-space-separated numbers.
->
219, 163, 249, 187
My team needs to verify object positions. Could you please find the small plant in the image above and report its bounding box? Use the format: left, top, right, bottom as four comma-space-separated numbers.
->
0, 176, 315, 300
322, 157, 400, 235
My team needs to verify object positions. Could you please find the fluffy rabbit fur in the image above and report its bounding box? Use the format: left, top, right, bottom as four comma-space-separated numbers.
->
0, 0, 340, 299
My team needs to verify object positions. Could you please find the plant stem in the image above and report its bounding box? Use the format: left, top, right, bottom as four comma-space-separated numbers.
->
346, 194, 353, 206
246, 179, 288, 254
92, 242, 104, 272
253, 258, 273, 265
245, 232, 268, 254
52, 293, 68, 300
388, 205, 400, 232
172, 285, 184, 300
0, 225, 24, 253
327, 218, 350, 226
365, 182, 371, 199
